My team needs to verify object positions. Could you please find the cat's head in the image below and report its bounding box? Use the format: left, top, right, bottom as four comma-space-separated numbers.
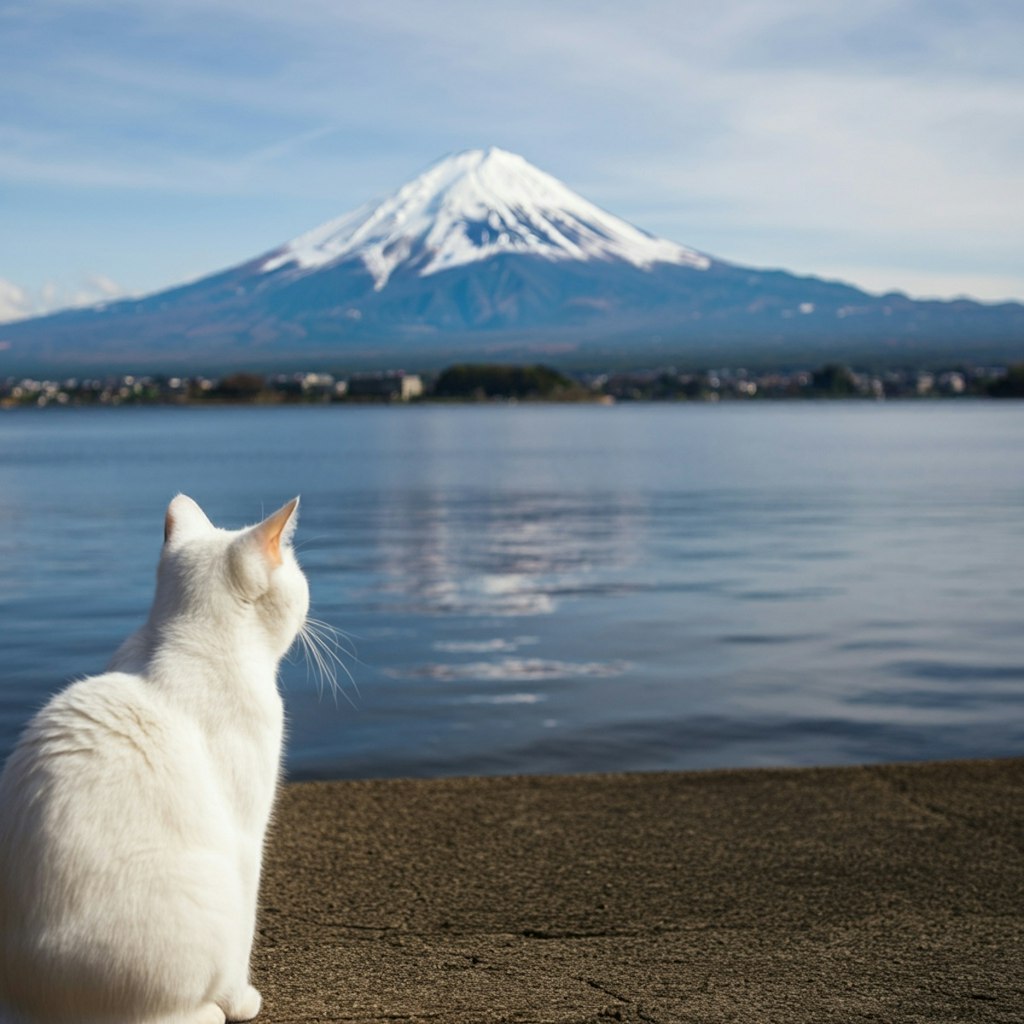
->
155, 494, 309, 658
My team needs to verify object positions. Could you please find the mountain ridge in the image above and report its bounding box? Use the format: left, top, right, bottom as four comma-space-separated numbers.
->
260, 147, 711, 287
2, 148, 1022, 372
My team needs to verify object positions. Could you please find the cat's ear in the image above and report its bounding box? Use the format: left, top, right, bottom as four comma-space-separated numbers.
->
250, 497, 300, 568
229, 498, 300, 598
164, 494, 214, 544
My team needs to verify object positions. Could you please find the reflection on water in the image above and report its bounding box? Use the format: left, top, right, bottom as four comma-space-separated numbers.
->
433, 637, 539, 653
0, 403, 1022, 780
365, 489, 643, 619
386, 658, 629, 682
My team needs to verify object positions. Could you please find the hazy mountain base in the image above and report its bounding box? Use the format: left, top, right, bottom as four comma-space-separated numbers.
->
2, 253, 1022, 376
2, 322, 1021, 379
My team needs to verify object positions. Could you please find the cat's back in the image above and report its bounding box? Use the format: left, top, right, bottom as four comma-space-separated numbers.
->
0, 671, 231, 904
4, 671, 190, 781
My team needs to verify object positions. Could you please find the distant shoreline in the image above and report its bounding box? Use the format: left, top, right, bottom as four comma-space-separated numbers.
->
3, 393, 1021, 409
3, 359, 1023, 407
3, 393, 1021, 410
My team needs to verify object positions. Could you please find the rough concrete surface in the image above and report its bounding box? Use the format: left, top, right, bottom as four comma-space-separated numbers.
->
253, 759, 1024, 1023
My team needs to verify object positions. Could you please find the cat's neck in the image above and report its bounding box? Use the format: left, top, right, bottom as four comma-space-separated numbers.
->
110, 610, 284, 711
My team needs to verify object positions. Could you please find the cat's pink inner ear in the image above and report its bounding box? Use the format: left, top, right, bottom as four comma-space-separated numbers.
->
255, 497, 299, 567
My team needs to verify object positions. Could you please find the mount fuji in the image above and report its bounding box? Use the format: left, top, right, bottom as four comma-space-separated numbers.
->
3, 147, 1022, 371
262, 147, 711, 287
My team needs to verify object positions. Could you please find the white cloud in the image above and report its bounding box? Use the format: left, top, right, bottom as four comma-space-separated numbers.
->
0, 276, 125, 324
85, 273, 121, 299
0, 279, 32, 323
801, 265, 1024, 304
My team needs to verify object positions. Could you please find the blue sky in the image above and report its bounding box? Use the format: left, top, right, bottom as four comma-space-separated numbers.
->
2, 0, 1022, 321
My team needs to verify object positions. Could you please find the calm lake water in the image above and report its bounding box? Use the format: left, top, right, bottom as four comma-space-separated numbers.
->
0, 402, 1022, 780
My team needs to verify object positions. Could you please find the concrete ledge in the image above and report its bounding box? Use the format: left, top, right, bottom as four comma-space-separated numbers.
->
254, 759, 1024, 1023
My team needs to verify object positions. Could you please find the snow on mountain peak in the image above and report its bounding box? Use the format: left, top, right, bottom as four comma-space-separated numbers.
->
261, 147, 710, 289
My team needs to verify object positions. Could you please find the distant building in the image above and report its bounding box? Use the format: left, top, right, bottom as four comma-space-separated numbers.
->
400, 374, 424, 400
938, 371, 966, 395
346, 371, 423, 402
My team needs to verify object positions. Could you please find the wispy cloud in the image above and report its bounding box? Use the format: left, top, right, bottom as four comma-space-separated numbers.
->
0, 280, 33, 324
0, 275, 125, 325
2, 1, 1022, 301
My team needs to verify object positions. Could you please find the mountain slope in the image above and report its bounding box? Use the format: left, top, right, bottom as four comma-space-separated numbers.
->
261, 147, 710, 287
2, 147, 1022, 371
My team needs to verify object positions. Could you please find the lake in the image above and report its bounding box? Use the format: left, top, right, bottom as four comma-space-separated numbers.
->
0, 402, 1021, 780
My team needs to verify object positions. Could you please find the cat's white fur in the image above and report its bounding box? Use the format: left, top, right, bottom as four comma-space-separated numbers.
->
0, 495, 308, 1024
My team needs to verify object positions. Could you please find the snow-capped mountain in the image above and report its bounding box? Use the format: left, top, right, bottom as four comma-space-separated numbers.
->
261, 147, 709, 289
2, 148, 1022, 371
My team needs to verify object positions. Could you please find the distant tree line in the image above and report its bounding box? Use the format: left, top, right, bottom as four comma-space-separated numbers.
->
988, 364, 1024, 398
432, 364, 585, 400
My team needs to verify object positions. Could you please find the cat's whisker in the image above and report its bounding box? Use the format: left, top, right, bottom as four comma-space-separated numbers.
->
299, 627, 331, 701
292, 534, 329, 555
307, 637, 339, 709
303, 618, 364, 688
296, 630, 325, 700
297, 620, 358, 710
306, 623, 360, 703
306, 616, 363, 660
310, 635, 336, 706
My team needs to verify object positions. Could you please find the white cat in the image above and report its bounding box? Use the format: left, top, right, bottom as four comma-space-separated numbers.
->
0, 494, 308, 1024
